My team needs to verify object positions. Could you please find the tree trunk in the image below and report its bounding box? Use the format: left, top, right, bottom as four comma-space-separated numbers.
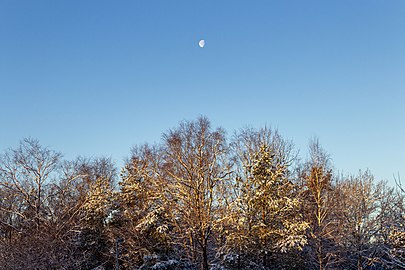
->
237, 249, 241, 270
202, 243, 209, 270
262, 250, 267, 268
318, 239, 323, 270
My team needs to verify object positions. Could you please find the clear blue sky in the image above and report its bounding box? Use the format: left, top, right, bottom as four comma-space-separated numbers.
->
1, 1, 404, 184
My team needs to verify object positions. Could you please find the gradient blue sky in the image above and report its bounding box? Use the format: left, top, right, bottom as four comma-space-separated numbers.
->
1, 1, 404, 184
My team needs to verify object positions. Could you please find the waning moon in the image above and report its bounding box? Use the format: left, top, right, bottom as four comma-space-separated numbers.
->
198, 39, 205, 48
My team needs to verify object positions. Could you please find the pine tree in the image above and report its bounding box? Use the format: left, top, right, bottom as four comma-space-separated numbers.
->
116, 145, 171, 267
221, 129, 308, 268
249, 144, 308, 265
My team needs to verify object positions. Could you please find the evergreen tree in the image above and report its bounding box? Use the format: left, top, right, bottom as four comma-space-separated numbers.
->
221, 128, 308, 268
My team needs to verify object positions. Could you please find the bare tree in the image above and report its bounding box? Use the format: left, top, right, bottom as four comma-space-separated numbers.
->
335, 171, 385, 270
299, 139, 340, 270
0, 140, 118, 269
0, 138, 66, 269
382, 174, 405, 268
161, 117, 233, 270
0, 138, 62, 230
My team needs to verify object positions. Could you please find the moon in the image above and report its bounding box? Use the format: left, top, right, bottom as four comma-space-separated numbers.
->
198, 39, 205, 48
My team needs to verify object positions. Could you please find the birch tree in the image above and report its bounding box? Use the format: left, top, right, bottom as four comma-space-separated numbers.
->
161, 117, 232, 270
0, 138, 62, 231
299, 139, 340, 270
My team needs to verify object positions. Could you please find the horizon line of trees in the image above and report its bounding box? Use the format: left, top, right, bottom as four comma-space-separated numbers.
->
1, 117, 404, 270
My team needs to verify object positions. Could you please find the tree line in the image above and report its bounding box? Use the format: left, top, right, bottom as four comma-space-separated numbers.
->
0, 117, 404, 270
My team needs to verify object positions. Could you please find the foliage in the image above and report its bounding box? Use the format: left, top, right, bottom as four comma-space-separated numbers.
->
0, 119, 403, 270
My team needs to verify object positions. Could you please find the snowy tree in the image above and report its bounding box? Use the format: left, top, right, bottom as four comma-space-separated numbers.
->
299, 139, 341, 270
77, 175, 115, 269
388, 226, 405, 268
116, 145, 171, 268
69, 157, 117, 269
0, 140, 119, 269
250, 144, 307, 263
221, 128, 308, 268
335, 171, 387, 270
160, 117, 233, 270
382, 176, 405, 268
0, 138, 62, 230
0, 138, 64, 268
